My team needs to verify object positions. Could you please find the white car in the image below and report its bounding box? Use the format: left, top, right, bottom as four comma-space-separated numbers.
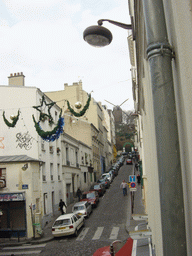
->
72, 201, 92, 218
101, 173, 112, 183
52, 213, 85, 237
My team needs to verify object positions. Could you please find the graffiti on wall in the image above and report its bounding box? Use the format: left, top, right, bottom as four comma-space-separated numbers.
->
0, 137, 4, 149
16, 132, 33, 150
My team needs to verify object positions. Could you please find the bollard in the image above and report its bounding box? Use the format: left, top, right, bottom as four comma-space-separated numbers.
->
110, 244, 114, 256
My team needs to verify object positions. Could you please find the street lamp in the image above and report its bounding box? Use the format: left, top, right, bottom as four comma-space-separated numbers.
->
83, 19, 133, 47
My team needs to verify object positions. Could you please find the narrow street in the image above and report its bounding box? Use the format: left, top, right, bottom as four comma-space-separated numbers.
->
38, 162, 134, 256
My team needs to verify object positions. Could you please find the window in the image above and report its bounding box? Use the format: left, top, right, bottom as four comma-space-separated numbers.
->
50, 163, 53, 181
84, 172, 87, 183
44, 193, 48, 215
0, 168, 6, 188
42, 164, 46, 181
57, 164, 60, 180
73, 215, 78, 222
66, 147, 69, 161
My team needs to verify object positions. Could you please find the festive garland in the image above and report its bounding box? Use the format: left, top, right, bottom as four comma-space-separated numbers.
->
33, 95, 55, 124
67, 94, 91, 117
32, 110, 64, 142
3, 110, 20, 128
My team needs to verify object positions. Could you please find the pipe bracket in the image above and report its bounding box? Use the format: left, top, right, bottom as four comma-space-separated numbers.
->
147, 43, 175, 60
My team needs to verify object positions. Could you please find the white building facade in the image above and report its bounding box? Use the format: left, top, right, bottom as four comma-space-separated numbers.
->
0, 73, 64, 238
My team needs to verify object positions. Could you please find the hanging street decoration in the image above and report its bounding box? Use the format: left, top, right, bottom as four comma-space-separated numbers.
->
3, 110, 20, 128
33, 95, 55, 125
32, 110, 64, 142
75, 101, 82, 109
67, 93, 91, 117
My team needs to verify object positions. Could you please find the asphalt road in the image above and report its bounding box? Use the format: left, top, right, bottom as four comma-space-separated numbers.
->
39, 162, 134, 256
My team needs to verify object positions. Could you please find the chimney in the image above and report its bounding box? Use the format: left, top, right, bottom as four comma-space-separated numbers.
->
8, 72, 25, 86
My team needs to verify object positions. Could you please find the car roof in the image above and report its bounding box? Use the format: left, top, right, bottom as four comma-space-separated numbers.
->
73, 201, 87, 206
55, 213, 75, 221
83, 190, 96, 194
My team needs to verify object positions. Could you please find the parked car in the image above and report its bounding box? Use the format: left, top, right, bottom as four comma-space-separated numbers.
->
72, 201, 92, 218
111, 168, 118, 177
90, 184, 106, 197
97, 178, 110, 189
81, 191, 99, 208
126, 158, 132, 165
52, 213, 85, 237
101, 173, 112, 183
108, 170, 115, 180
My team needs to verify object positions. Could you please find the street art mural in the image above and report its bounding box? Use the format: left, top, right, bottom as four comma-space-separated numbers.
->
16, 132, 33, 150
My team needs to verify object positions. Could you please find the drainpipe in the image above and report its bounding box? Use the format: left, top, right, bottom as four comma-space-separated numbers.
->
142, 0, 187, 255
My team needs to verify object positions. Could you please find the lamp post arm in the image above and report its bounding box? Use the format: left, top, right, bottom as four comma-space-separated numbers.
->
97, 19, 132, 30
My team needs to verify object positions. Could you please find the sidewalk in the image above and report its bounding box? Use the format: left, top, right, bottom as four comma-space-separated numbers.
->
125, 169, 151, 256
0, 200, 77, 247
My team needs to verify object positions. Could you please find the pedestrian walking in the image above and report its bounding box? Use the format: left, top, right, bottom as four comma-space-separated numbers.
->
120, 180, 128, 196
137, 174, 141, 184
59, 199, 67, 215
76, 188, 82, 201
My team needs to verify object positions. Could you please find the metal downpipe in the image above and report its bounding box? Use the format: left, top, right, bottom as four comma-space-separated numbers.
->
142, 0, 187, 255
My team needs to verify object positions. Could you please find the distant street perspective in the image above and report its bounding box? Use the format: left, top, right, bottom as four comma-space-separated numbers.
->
40, 163, 133, 256
0, 1, 191, 256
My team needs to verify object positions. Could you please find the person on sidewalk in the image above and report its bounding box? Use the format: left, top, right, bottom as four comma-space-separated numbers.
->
120, 180, 128, 196
76, 188, 82, 201
59, 199, 67, 215
137, 174, 141, 184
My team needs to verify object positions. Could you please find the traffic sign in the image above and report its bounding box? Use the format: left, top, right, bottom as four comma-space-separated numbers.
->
130, 182, 136, 188
129, 175, 136, 183
130, 188, 137, 192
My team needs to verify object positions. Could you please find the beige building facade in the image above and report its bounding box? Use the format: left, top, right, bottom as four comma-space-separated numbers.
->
45, 81, 115, 176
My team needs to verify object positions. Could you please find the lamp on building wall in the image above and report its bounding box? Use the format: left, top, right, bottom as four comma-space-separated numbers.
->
83, 19, 133, 47
22, 163, 28, 171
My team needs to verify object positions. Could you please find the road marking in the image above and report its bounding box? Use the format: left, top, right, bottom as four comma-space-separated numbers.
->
0, 251, 41, 255
3, 244, 46, 250
76, 227, 89, 241
92, 227, 104, 240
109, 227, 120, 240
131, 240, 137, 256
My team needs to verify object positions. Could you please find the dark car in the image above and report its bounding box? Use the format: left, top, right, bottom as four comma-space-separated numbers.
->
90, 184, 106, 197
97, 178, 110, 189
80, 191, 99, 208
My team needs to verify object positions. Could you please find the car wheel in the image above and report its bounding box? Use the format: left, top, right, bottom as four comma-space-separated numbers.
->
74, 229, 78, 237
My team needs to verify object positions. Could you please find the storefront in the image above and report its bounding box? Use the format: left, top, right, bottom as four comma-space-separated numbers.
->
0, 192, 26, 238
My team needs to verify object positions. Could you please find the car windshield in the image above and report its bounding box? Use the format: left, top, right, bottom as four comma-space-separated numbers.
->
87, 193, 95, 199
74, 206, 84, 211
94, 185, 100, 189
98, 179, 105, 183
53, 218, 71, 227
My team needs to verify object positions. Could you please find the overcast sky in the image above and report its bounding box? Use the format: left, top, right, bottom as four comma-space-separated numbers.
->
0, 0, 134, 111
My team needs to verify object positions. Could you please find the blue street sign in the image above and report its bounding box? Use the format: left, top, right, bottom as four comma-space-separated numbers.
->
22, 184, 28, 189
129, 175, 136, 183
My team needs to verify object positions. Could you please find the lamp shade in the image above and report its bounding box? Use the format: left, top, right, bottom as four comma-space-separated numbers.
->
83, 25, 113, 47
